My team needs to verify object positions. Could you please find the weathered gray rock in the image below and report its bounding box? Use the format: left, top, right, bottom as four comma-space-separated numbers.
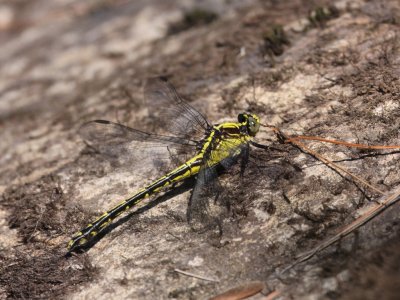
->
1, 0, 399, 299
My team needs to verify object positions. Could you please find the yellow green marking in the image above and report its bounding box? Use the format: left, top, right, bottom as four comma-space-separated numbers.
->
67, 113, 261, 252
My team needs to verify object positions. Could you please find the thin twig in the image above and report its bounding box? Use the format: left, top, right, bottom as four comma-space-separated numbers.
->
289, 138, 385, 195
209, 281, 266, 300
280, 186, 400, 274
262, 124, 385, 195
262, 290, 281, 300
174, 268, 220, 282
288, 135, 400, 150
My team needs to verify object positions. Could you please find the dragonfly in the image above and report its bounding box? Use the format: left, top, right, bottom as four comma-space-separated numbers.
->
67, 78, 266, 252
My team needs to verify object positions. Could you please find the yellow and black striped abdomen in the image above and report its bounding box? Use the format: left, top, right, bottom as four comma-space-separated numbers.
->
67, 154, 203, 252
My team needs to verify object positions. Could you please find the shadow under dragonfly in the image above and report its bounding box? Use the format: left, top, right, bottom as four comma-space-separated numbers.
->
66, 177, 196, 255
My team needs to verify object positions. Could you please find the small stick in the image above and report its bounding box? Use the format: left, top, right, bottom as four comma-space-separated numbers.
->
260, 124, 400, 150
280, 185, 400, 273
174, 268, 220, 282
209, 281, 266, 300
287, 135, 400, 150
288, 138, 385, 195
261, 124, 385, 195
262, 290, 281, 300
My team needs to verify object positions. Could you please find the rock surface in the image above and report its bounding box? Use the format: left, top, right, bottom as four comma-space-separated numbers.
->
0, 0, 399, 299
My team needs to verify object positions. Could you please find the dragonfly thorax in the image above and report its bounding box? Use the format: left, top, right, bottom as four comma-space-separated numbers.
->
238, 113, 260, 136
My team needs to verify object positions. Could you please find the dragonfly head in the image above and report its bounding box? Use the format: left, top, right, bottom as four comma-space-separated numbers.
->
238, 113, 260, 136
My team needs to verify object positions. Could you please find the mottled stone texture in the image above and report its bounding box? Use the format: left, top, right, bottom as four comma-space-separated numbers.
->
0, 0, 399, 299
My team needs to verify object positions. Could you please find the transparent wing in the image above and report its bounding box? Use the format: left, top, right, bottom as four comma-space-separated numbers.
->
79, 120, 197, 171
187, 140, 250, 232
79, 79, 211, 174
145, 77, 211, 140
